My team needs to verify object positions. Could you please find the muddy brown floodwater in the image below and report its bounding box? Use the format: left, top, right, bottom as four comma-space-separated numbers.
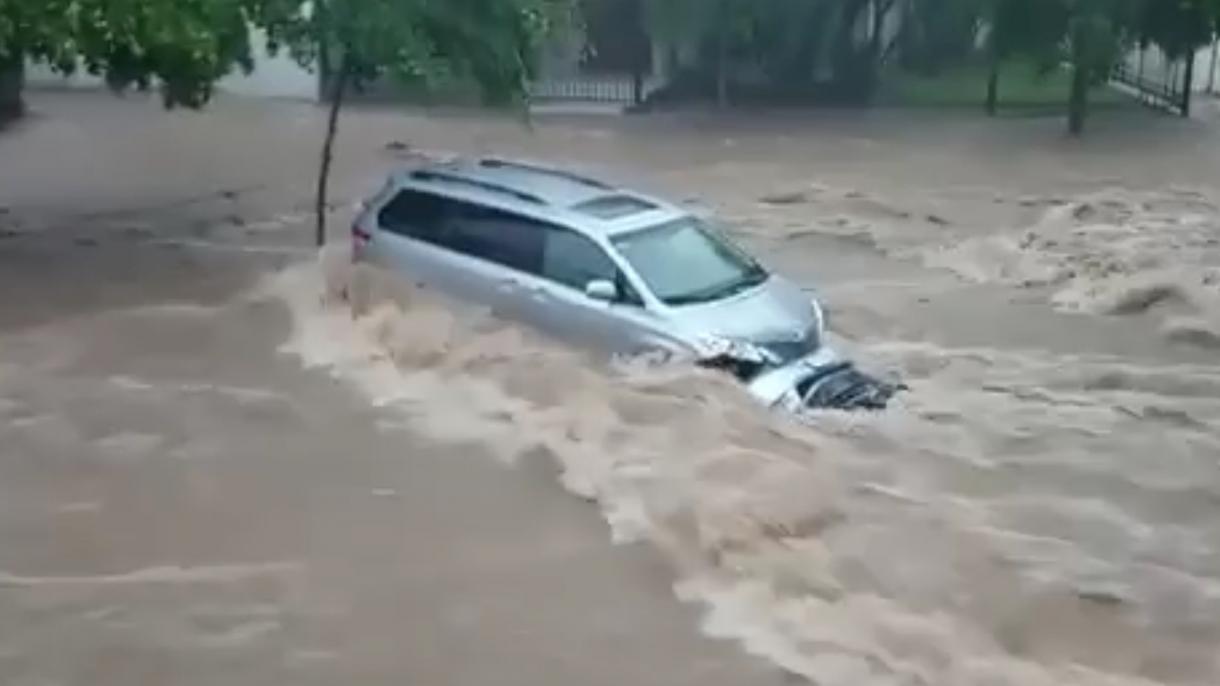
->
3, 91, 1220, 686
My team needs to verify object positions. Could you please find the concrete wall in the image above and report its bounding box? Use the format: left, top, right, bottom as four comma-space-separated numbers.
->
25, 28, 318, 101
1120, 41, 1220, 95
1191, 41, 1220, 94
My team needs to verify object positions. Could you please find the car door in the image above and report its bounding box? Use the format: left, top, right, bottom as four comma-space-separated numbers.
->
439, 202, 547, 323
523, 225, 673, 355
374, 190, 522, 312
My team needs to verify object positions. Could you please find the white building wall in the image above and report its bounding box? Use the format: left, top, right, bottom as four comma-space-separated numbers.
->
1120, 40, 1220, 95
1191, 40, 1220, 94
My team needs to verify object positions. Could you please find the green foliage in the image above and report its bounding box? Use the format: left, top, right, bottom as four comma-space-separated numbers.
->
0, 0, 255, 108
887, 58, 1130, 108
901, 0, 985, 75
641, 0, 706, 46
1139, 0, 1216, 57
1, 0, 570, 109
252, 0, 569, 105
643, 0, 887, 101
988, 0, 1067, 65
247, 0, 572, 246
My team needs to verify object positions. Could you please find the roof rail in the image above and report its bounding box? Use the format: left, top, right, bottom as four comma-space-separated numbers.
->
479, 158, 612, 190
411, 170, 547, 206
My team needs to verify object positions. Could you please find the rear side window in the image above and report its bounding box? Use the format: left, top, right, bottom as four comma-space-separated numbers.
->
447, 204, 544, 274
377, 189, 641, 304
378, 189, 449, 242
377, 189, 544, 273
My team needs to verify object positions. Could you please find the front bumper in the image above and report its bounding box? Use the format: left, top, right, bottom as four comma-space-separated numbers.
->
746, 347, 903, 412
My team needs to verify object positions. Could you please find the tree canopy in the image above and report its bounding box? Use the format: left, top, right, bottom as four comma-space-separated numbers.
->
2, 0, 571, 242
641, 0, 1219, 131
1, 0, 257, 108
1, 0, 571, 109
250, 0, 570, 105
244, 0, 572, 244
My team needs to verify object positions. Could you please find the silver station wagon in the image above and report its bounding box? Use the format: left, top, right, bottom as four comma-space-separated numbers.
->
353, 158, 898, 411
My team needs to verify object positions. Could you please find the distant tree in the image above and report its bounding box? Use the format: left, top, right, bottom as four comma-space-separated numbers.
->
983, 0, 1066, 115
901, 0, 984, 78
1138, 0, 1216, 59
1058, 0, 1220, 134
250, 0, 572, 245
1061, 0, 1140, 135
984, 0, 1215, 134
642, 0, 752, 107
644, 0, 905, 105
826, 0, 895, 103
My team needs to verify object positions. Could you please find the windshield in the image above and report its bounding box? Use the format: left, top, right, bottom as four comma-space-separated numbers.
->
611, 217, 769, 306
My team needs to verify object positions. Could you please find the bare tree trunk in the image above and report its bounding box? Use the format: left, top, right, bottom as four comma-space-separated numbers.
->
715, 0, 728, 108
1181, 48, 1196, 117
984, 2, 1000, 117
316, 55, 350, 247
985, 50, 1000, 116
0, 52, 24, 124
1068, 62, 1088, 136
1067, 20, 1088, 136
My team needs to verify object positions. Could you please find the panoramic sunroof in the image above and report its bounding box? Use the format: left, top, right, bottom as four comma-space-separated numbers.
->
574, 195, 658, 220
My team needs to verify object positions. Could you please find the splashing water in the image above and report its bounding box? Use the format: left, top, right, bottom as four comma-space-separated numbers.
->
265, 248, 1220, 686
919, 189, 1220, 346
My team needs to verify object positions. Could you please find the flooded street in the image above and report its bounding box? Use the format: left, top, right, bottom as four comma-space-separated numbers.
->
3, 92, 1220, 685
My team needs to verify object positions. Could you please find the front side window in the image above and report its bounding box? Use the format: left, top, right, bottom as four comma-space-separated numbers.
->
543, 229, 617, 289
379, 190, 545, 273
611, 217, 768, 306
542, 228, 643, 305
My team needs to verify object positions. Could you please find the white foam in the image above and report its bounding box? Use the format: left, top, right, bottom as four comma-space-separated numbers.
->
263, 252, 1220, 686
915, 189, 1220, 345
0, 563, 302, 588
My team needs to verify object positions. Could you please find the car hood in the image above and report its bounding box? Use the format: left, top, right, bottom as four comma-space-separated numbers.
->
666, 276, 821, 361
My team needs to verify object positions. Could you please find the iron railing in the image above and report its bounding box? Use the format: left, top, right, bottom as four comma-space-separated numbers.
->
1112, 48, 1193, 116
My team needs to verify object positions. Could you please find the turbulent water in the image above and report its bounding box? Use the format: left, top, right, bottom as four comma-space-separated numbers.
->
917, 189, 1220, 348
267, 184, 1220, 686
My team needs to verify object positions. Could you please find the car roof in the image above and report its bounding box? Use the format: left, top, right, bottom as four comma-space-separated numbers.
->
391, 158, 687, 239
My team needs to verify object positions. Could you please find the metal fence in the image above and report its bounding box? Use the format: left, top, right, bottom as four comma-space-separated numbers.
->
1112, 45, 1193, 116
529, 76, 637, 103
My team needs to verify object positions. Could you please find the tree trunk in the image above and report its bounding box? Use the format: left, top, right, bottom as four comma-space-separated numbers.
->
715, 0, 728, 108
1068, 61, 1088, 136
0, 53, 24, 124
1207, 36, 1218, 94
1181, 48, 1196, 117
1067, 20, 1089, 137
985, 52, 1000, 116
866, 0, 886, 100
315, 55, 350, 248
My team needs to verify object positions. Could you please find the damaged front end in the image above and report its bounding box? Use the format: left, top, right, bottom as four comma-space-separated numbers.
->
694, 341, 904, 413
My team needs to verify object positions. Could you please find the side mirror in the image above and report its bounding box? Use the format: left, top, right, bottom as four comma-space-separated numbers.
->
584, 279, 617, 302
